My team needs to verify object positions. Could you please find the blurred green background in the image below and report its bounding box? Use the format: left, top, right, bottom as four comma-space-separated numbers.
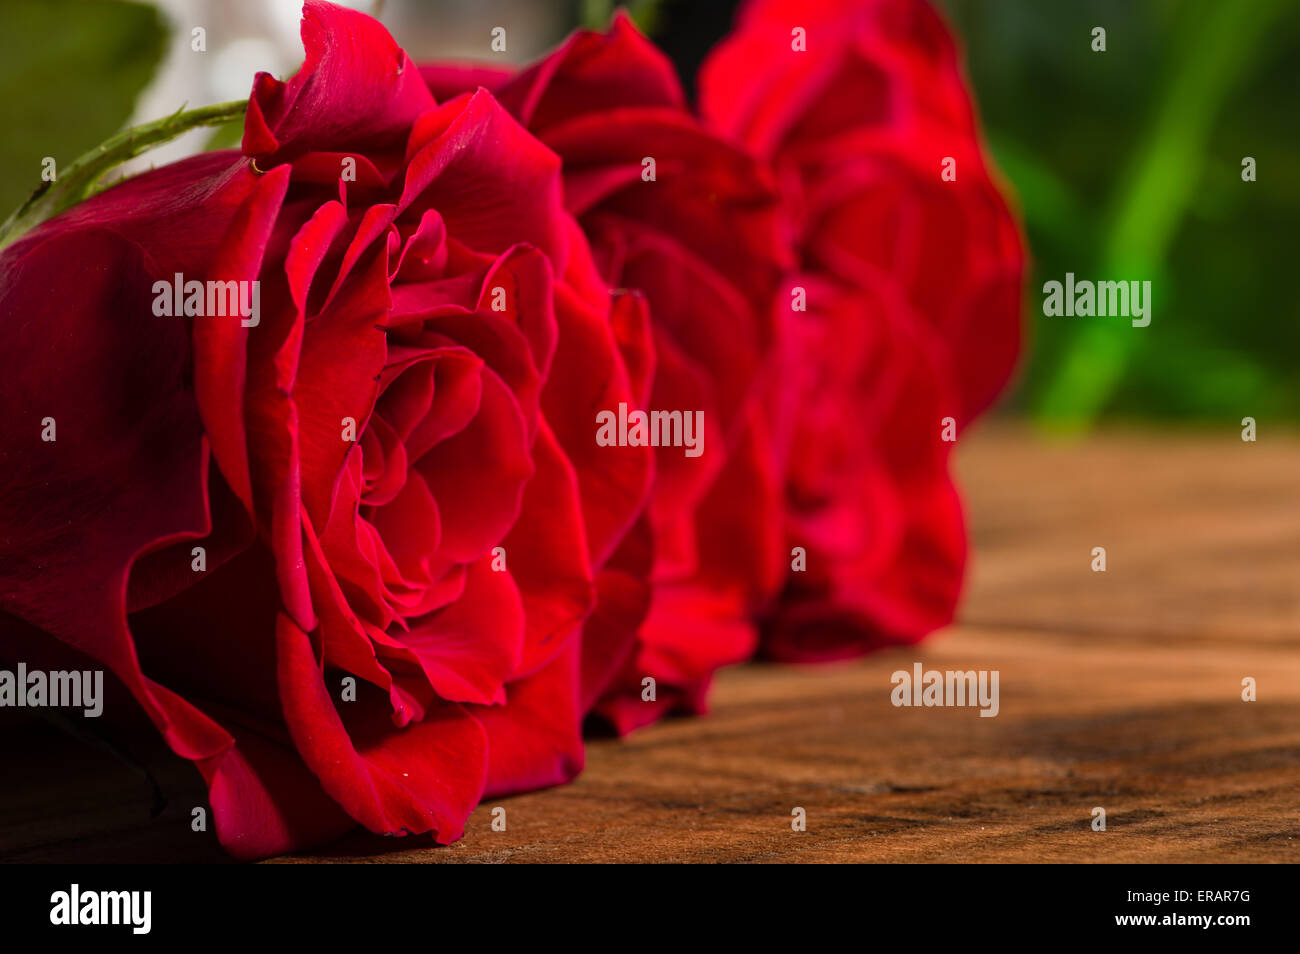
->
941, 0, 1300, 429
1, 0, 1296, 429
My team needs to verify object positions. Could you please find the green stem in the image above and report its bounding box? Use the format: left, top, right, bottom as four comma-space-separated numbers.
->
0, 99, 248, 254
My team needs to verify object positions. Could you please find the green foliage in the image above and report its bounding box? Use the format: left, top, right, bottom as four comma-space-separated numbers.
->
0, 100, 249, 253
204, 117, 246, 152
941, 0, 1300, 426
0, 0, 168, 222
581, 0, 662, 33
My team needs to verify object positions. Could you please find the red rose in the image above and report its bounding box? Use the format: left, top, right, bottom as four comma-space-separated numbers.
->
422, 14, 792, 732
0, 1, 651, 858
699, 0, 1025, 659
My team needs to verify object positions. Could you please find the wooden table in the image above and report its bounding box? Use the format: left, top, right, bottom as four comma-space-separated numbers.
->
3, 426, 1298, 863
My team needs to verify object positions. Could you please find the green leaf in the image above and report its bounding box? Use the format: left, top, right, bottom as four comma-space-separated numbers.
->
580, 0, 662, 32
0, 0, 168, 222
0, 100, 249, 253
204, 117, 247, 152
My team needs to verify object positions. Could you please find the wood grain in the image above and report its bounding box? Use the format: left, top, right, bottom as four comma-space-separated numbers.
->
3, 426, 1297, 863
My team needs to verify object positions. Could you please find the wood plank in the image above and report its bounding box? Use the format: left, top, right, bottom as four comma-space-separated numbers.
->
2, 426, 1297, 862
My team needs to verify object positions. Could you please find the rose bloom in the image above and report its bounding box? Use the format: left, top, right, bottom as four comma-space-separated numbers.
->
699, 0, 1025, 660
422, 14, 792, 732
0, 1, 652, 858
